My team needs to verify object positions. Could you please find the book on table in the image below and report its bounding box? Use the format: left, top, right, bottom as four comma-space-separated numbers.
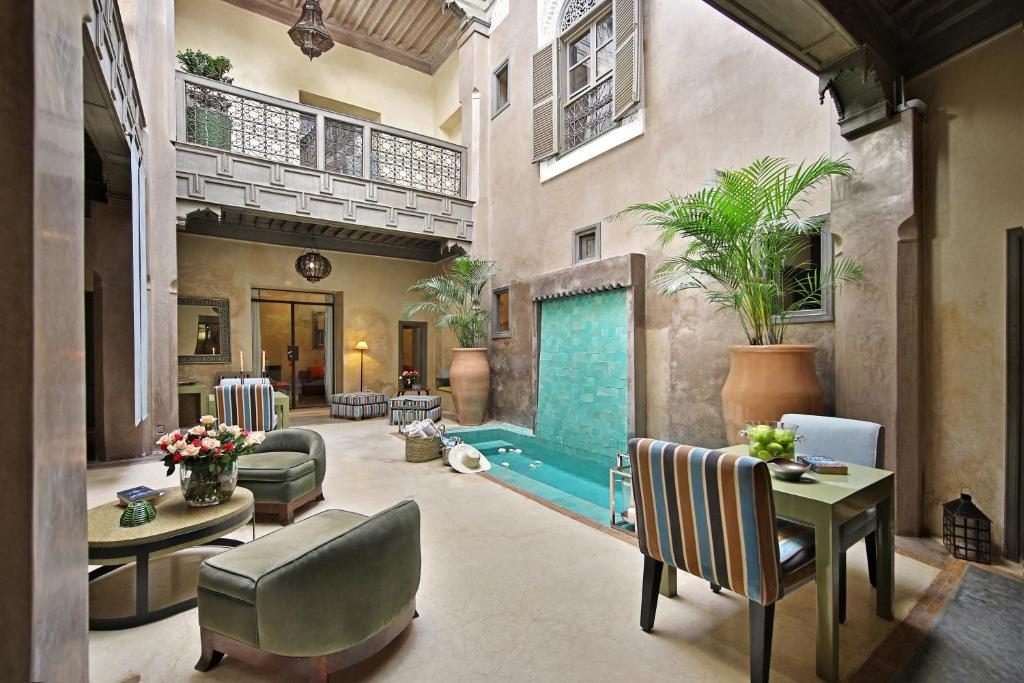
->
116, 486, 165, 507
797, 455, 848, 475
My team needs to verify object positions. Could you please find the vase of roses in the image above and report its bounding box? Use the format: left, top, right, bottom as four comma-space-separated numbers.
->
157, 415, 265, 507
401, 369, 420, 390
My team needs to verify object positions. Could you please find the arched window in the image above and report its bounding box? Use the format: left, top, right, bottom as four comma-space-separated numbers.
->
559, 0, 601, 34
532, 0, 643, 162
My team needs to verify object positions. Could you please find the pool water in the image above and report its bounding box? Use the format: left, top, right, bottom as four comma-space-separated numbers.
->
451, 427, 619, 525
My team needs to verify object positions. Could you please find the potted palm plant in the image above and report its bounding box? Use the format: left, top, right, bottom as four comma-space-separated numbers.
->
404, 256, 498, 425
619, 156, 862, 443
178, 49, 234, 151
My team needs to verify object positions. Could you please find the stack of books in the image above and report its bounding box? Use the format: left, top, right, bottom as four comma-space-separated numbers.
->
797, 455, 848, 475
116, 486, 165, 507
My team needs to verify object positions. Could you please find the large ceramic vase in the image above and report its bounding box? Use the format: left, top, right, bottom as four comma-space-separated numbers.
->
450, 348, 490, 426
721, 344, 823, 445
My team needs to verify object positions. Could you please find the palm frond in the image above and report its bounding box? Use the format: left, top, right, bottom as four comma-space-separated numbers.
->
614, 155, 859, 345
404, 256, 498, 347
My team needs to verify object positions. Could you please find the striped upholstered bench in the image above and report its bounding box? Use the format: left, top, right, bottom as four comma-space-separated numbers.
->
388, 395, 441, 426
329, 392, 388, 420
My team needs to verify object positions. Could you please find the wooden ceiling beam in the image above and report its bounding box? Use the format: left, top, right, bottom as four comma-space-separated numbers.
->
410, 9, 454, 53
388, 0, 434, 47
218, 0, 437, 73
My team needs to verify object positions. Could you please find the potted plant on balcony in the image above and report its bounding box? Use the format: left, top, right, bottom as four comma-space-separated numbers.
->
404, 256, 498, 425
177, 49, 234, 151
618, 156, 862, 443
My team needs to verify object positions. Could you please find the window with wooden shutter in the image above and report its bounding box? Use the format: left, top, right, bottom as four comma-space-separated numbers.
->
612, 0, 642, 120
531, 42, 558, 162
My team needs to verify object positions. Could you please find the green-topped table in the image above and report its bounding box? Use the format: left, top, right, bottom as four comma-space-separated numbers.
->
741, 446, 894, 681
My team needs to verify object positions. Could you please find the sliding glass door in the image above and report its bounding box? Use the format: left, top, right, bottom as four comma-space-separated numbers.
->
253, 289, 334, 409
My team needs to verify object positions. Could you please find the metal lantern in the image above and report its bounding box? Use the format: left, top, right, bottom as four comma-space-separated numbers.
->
288, 0, 335, 60
942, 489, 991, 564
610, 452, 636, 533
295, 249, 332, 283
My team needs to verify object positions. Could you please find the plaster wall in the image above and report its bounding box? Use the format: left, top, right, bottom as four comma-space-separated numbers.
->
829, 111, 920, 533
176, 234, 441, 397
473, 0, 835, 445
433, 52, 462, 142
87, 202, 156, 460
0, 0, 90, 678
83, 0, 180, 461
175, 0, 458, 140
909, 28, 1024, 547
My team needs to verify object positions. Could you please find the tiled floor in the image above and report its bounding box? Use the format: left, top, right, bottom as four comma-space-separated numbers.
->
88, 417, 940, 682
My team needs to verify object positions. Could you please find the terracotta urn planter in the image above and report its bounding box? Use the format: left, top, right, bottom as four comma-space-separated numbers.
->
721, 344, 823, 445
450, 348, 490, 426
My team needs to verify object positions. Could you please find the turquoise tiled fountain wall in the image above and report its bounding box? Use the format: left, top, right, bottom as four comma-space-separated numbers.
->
536, 288, 629, 461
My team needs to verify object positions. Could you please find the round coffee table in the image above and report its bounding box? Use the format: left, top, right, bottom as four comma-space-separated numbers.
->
88, 487, 254, 630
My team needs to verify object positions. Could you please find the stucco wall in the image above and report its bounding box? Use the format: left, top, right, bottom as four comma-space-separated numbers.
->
473, 0, 835, 445
1, 0, 91, 677
175, 0, 458, 139
909, 28, 1024, 546
176, 234, 441, 398
829, 110, 921, 533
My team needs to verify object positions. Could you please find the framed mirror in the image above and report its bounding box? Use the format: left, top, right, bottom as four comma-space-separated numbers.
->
178, 296, 231, 364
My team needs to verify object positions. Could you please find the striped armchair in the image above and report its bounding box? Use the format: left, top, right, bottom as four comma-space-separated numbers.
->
630, 438, 816, 683
214, 383, 276, 433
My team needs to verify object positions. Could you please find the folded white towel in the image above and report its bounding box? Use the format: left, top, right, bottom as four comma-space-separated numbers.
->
402, 418, 439, 438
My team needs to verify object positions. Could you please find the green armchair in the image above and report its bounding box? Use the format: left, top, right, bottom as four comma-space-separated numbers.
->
196, 501, 421, 683
236, 428, 326, 524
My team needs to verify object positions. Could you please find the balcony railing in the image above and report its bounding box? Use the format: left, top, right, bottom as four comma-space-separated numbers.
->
176, 72, 466, 198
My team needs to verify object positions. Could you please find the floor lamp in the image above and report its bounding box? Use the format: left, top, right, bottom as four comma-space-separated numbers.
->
355, 340, 368, 392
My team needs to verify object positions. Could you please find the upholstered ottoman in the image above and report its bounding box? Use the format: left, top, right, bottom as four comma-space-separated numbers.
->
236, 429, 326, 525
388, 395, 442, 425
329, 392, 387, 420
195, 502, 421, 683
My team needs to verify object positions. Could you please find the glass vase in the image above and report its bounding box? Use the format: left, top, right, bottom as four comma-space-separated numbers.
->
738, 421, 803, 461
179, 459, 238, 507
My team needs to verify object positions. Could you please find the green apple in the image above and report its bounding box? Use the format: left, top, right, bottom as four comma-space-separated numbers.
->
767, 442, 784, 455
757, 449, 772, 461
774, 428, 794, 445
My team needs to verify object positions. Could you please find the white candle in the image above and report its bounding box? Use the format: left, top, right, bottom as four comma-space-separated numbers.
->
262, 350, 267, 372
240, 350, 244, 372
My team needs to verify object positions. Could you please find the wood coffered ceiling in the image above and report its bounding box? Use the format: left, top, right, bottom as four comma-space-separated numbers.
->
220, 0, 464, 73
186, 209, 460, 261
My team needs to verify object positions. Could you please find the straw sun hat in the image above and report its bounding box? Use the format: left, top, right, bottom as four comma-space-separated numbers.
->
447, 444, 491, 474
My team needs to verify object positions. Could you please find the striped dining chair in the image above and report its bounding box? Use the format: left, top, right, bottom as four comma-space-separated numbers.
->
214, 382, 276, 433
630, 438, 817, 683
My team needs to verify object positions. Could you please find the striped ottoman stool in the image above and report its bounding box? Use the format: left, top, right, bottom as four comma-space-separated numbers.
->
330, 392, 388, 420
388, 395, 442, 426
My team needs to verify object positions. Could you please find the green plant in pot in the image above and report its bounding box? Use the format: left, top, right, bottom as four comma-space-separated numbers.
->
404, 256, 498, 425
178, 49, 234, 151
617, 156, 862, 444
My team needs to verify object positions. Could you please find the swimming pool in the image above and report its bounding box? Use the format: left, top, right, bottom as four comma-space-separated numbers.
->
450, 426, 621, 526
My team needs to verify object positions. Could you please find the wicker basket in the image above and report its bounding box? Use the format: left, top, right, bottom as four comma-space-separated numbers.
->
405, 435, 443, 463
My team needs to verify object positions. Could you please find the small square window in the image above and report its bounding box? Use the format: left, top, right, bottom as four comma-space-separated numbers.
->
492, 60, 510, 118
573, 224, 601, 265
779, 214, 835, 324
492, 286, 511, 338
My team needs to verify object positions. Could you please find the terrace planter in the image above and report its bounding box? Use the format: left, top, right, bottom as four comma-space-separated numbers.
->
721, 344, 823, 445
450, 348, 490, 425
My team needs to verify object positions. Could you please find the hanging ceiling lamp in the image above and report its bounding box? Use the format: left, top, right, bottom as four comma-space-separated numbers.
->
295, 240, 332, 283
288, 0, 335, 61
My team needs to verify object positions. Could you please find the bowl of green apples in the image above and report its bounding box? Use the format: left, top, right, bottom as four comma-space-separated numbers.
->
740, 421, 803, 461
